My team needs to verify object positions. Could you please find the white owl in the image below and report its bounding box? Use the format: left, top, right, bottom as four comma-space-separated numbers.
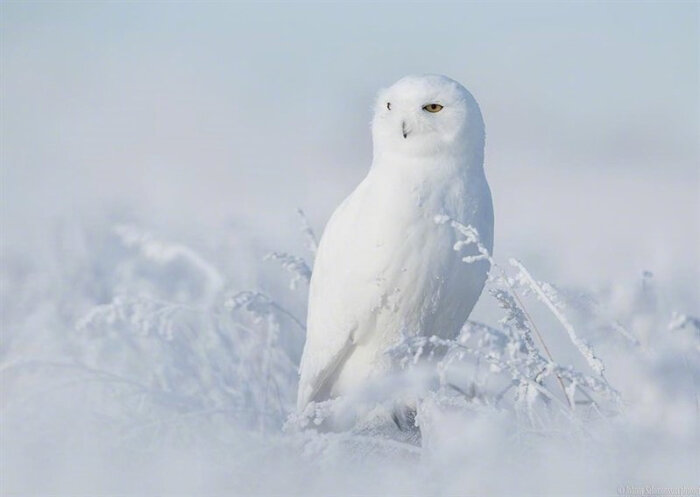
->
297, 75, 494, 416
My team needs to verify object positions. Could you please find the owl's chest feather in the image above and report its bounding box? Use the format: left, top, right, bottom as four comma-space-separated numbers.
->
338, 172, 477, 304
314, 162, 491, 332
355, 170, 469, 254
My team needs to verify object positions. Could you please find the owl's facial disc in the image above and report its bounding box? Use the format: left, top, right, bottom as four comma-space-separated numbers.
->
372, 75, 480, 159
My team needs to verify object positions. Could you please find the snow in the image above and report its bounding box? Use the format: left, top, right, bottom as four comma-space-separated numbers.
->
2, 2, 699, 496
3, 192, 698, 495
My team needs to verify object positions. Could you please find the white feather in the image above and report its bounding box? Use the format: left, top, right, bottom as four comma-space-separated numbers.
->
297, 75, 494, 411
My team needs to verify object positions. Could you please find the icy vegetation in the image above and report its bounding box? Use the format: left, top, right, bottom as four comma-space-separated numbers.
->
1, 209, 698, 496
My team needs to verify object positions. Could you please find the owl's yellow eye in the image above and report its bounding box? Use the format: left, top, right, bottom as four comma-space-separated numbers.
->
423, 103, 444, 113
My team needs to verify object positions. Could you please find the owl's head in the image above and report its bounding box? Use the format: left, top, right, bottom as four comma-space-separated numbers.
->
372, 74, 484, 163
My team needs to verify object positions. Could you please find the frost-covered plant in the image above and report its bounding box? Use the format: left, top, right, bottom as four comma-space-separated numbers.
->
3, 223, 306, 448
381, 217, 622, 437
3, 209, 698, 496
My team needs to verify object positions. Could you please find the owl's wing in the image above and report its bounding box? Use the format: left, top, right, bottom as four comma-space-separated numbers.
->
296, 202, 357, 412
296, 187, 386, 412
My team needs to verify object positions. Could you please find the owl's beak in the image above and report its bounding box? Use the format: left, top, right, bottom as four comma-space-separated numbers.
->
402, 121, 410, 139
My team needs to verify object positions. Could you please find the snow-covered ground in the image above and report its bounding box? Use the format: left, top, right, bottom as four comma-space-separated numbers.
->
2, 3, 698, 496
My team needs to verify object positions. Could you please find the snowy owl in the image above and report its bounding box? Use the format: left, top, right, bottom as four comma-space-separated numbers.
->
297, 74, 494, 418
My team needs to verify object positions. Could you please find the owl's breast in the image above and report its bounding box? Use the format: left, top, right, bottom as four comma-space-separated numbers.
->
345, 173, 490, 342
